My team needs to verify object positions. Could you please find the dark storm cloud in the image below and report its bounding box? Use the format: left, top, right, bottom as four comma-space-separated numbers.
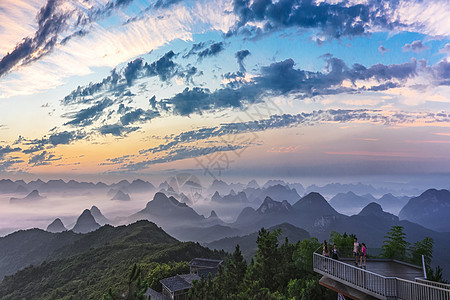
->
198, 42, 225, 59
228, 0, 400, 39
28, 151, 61, 166
0, 146, 21, 158
402, 40, 428, 53
64, 98, 114, 126
0, 0, 71, 77
235, 49, 251, 72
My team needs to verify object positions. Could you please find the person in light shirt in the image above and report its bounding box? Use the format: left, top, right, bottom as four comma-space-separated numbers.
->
353, 237, 360, 266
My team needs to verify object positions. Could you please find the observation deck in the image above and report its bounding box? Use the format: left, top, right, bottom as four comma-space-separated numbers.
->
313, 253, 450, 300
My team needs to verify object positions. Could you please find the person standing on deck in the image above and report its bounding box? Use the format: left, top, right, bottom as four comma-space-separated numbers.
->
360, 243, 367, 269
353, 237, 360, 266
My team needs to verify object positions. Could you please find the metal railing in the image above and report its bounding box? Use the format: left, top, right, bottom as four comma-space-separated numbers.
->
397, 278, 450, 300
313, 253, 450, 300
416, 278, 450, 291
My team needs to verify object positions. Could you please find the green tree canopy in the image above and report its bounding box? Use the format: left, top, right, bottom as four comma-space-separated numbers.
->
381, 226, 409, 261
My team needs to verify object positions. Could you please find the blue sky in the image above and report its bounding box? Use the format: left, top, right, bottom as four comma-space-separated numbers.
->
0, 0, 450, 183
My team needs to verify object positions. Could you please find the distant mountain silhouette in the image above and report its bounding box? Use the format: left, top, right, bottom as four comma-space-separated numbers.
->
246, 179, 260, 189
206, 223, 310, 260
46, 218, 67, 233
233, 192, 343, 235
243, 184, 301, 204
211, 191, 249, 203
130, 192, 204, 227
306, 182, 381, 196
209, 179, 231, 195
358, 202, 398, 222
0, 179, 18, 193
376, 193, 409, 215
10, 190, 45, 203
256, 197, 292, 214
72, 209, 101, 234
14, 184, 29, 195
129, 179, 155, 193
329, 191, 373, 214
111, 190, 131, 201
201, 210, 224, 227
399, 189, 450, 232
90, 206, 110, 225
292, 192, 338, 215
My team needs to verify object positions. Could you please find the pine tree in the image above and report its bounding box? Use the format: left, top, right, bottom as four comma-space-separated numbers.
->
225, 244, 247, 295
410, 237, 433, 266
380, 226, 409, 260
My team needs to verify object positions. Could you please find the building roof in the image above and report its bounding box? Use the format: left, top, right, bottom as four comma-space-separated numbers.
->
178, 273, 200, 285
189, 258, 223, 269
160, 274, 200, 293
144, 288, 164, 300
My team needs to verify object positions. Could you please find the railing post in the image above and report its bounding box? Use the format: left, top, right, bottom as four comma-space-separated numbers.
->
422, 255, 427, 279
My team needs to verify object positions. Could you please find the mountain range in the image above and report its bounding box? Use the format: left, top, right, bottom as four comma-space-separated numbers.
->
399, 189, 450, 232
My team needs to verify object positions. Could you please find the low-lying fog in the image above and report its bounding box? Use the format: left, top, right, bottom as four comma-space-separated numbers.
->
0, 189, 256, 236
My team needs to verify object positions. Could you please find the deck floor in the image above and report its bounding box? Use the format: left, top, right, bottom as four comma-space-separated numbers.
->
341, 258, 424, 281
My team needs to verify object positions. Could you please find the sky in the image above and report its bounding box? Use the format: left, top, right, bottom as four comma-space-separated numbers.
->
1, 0, 450, 185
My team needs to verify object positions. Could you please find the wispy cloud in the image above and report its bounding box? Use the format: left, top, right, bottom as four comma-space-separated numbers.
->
28, 150, 61, 166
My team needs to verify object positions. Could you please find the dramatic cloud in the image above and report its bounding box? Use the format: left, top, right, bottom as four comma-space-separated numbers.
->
60, 30, 89, 46
198, 42, 225, 59
402, 40, 428, 53
121, 144, 246, 172
0, 0, 71, 77
64, 98, 114, 126
235, 49, 251, 72
120, 108, 160, 125
0, 158, 24, 172
378, 45, 388, 54
160, 56, 426, 116
28, 150, 61, 166
62, 51, 178, 105
0, 146, 21, 159
183, 42, 206, 58
98, 124, 139, 136
228, 0, 401, 39
22, 130, 86, 154
0, 0, 142, 78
